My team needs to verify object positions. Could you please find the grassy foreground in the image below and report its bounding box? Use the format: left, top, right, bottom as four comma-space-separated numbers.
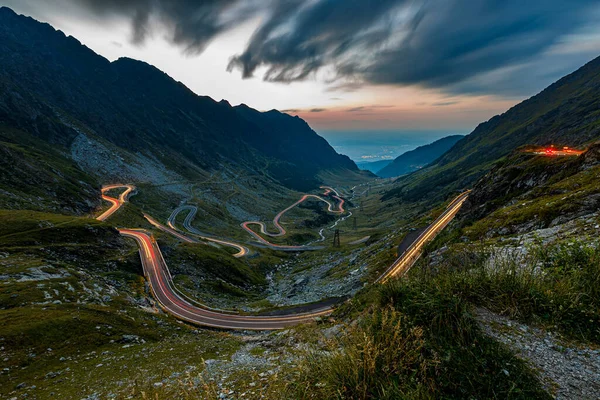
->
288, 278, 550, 399
415, 240, 600, 343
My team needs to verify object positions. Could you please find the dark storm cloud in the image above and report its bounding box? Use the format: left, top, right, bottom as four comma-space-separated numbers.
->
361, 0, 599, 93
227, 0, 402, 81
225, 0, 599, 95
72, 0, 265, 54
56, 0, 600, 95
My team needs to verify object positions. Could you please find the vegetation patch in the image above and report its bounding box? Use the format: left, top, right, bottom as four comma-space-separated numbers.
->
290, 275, 549, 399
414, 240, 600, 343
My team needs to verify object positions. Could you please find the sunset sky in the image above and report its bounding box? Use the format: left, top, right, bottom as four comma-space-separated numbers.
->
3, 0, 600, 136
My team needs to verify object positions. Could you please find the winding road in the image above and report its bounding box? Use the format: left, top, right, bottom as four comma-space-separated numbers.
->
97, 184, 135, 221
118, 228, 333, 329
97, 184, 469, 329
167, 205, 250, 258
240, 187, 345, 250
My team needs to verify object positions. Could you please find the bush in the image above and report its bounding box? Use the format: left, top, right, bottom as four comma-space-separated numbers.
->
414, 240, 600, 343
291, 275, 549, 399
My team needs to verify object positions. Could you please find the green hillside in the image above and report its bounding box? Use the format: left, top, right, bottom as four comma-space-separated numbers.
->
384, 55, 600, 202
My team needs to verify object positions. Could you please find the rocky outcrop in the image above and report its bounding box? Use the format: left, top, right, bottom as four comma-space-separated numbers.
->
459, 143, 600, 235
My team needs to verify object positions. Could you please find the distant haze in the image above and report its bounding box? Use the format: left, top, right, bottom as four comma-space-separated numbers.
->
319, 130, 465, 162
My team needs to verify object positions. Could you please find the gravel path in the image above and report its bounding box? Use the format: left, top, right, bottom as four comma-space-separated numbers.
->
475, 308, 600, 399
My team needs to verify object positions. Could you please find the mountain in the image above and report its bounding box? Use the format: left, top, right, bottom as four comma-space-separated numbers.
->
356, 159, 393, 174
383, 55, 600, 202
458, 142, 600, 237
0, 6, 358, 212
377, 135, 463, 178
233, 104, 356, 187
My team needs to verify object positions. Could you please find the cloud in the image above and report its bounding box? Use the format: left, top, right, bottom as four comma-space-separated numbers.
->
432, 101, 459, 107
67, 0, 267, 54
43, 0, 600, 96
347, 106, 365, 112
226, 0, 600, 96
310, 108, 326, 112
227, 0, 401, 81
346, 105, 394, 112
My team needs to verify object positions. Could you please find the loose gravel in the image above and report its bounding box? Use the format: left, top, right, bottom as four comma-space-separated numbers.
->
476, 308, 600, 399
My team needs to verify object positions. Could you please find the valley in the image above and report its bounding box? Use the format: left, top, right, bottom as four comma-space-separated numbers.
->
2, 4, 600, 399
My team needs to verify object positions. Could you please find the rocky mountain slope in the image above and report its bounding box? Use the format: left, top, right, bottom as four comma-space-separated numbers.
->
0, 6, 358, 213
460, 142, 600, 237
377, 135, 463, 178
384, 54, 600, 202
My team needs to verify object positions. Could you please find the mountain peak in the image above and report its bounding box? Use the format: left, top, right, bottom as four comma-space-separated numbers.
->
0, 6, 16, 15
0, 9, 358, 191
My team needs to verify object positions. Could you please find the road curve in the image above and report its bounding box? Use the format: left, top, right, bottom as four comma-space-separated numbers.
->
240, 189, 345, 250
119, 229, 333, 329
97, 184, 470, 330
144, 213, 198, 244
376, 190, 471, 283
167, 205, 250, 257
97, 184, 135, 221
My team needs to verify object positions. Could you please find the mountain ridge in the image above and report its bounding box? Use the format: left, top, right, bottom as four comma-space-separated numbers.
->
383, 54, 600, 202
0, 6, 359, 205
377, 135, 464, 178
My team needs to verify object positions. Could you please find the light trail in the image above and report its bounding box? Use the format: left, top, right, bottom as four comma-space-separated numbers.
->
167, 205, 249, 257
240, 188, 345, 250
376, 191, 471, 283
96, 184, 135, 221
96, 184, 470, 330
120, 228, 333, 330
144, 213, 198, 244
525, 146, 584, 157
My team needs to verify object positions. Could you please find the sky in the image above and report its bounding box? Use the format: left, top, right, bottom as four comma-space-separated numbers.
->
2, 0, 600, 139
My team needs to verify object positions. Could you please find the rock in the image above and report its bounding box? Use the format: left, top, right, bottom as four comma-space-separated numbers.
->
121, 334, 142, 343
475, 308, 600, 399
45, 371, 60, 379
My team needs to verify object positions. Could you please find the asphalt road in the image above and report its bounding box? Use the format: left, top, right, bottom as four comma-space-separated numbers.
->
240, 188, 344, 251
96, 184, 135, 221
167, 205, 250, 257
119, 228, 333, 329
97, 184, 470, 329
376, 190, 471, 283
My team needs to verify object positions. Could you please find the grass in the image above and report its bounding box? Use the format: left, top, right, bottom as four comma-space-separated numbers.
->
0, 125, 99, 213
289, 274, 550, 399
0, 210, 108, 246
412, 239, 600, 343
103, 202, 155, 229
158, 241, 278, 309
465, 163, 600, 238
0, 209, 244, 399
